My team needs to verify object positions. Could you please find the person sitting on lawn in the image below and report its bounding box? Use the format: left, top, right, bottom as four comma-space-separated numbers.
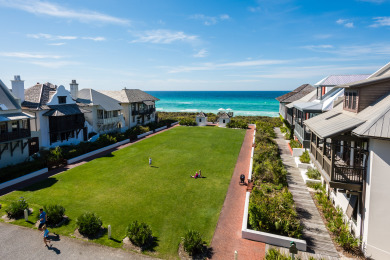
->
190, 171, 199, 179
198, 169, 202, 178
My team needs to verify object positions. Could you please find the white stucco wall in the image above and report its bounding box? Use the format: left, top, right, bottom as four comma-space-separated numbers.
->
46, 85, 76, 105
196, 117, 207, 126
218, 117, 230, 127
0, 139, 31, 168
363, 138, 390, 259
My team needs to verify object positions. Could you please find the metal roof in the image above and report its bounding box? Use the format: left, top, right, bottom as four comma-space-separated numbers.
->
314, 74, 370, 86
305, 92, 390, 139
286, 90, 317, 108
77, 89, 123, 111
0, 79, 19, 111
143, 101, 154, 106
43, 104, 85, 117
337, 74, 390, 89
99, 89, 159, 103
368, 62, 390, 79
0, 112, 34, 122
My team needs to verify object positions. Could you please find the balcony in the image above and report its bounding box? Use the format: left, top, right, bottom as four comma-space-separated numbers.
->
310, 140, 364, 191
132, 108, 156, 116
0, 129, 31, 143
294, 123, 311, 148
97, 115, 123, 125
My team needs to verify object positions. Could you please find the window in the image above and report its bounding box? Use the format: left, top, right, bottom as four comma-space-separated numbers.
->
344, 91, 358, 111
58, 96, 67, 104
199, 118, 202, 122
113, 110, 118, 117
12, 121, 19, 132
0, 122, 7, 133
223, 119, 225, 123
97, 110, 104, 119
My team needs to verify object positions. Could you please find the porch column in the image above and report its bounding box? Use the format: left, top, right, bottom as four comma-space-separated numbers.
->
350, 141, 355, 167
340, 140, 344, 155
330, 140, 335, 180
363, 142, 368, 168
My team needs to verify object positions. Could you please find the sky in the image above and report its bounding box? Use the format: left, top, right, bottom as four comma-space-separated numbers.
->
0, 0, 390, 91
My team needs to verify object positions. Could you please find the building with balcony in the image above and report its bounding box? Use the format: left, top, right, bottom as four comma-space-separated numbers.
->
304, 62, 390, 259
275, 84, 315, 126
99, 89, 159, 129
0, 77, 37, 168
74, 85, 125, 134
20, 81, 88, 148
291, 74, 369, 148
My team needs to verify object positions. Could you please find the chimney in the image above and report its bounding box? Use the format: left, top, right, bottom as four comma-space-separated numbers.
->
70, 79, 79, 100
11, 75, 25, 102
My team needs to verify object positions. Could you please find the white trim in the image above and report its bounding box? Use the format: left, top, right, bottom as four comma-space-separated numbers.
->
137, 131, 153, 139
154, 126, 167, 132
0, 168, 48, 190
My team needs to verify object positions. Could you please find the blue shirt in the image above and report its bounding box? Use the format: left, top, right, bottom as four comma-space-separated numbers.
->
40, 211, 46, 223
44, 229, 49, 238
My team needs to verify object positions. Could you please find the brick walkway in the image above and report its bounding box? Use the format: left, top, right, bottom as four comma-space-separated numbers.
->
274, 128, 339, 258
211, 125, 266, 260
0, 125, 178, 196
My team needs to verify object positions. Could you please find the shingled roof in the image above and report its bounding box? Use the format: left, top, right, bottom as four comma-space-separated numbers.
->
99, 89, 159, 103
218, 112, 230, 119
275, 84, 315, 103
197, 112, 207, 117
22, 83, 57, 110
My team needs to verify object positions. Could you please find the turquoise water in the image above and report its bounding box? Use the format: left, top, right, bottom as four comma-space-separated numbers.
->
147, 91, 287, 117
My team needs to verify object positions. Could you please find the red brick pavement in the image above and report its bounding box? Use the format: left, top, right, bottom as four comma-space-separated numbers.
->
210, 125, 265, 260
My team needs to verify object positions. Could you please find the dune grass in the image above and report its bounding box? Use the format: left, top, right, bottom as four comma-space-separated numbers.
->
0, 126, 245, 259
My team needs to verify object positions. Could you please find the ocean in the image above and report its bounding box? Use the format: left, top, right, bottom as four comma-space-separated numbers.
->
146, 91, 288, 117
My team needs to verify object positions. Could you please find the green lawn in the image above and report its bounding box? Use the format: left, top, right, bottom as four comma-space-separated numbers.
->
0, 126, 245, 259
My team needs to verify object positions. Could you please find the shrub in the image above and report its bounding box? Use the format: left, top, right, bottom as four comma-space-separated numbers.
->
76, 212, 102, 237
0, 159, 46, 184
289, 139, 301, 148
299, 151, 310, 163
6, 197, 28, 219
306, 182, 322, 190
265, 247, 291, 260
43, 204, 65, 226
226, 120, 248, 129
306, 168, 321, 180
182, 230, 204, 256
179, 118, 196, 126
96, 134, 117, 147
126, 220, 153, 247
47, 146, 63, 163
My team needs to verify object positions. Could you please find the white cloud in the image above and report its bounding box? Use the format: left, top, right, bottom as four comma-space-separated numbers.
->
303, 43, 390, 56
248, 6, 261, 13
28, 33, 77, 40
336, 18, 354, 28
131, 30, 198, 44
371, 17, 390, 27
0, 0, 130, 25
0, 52, 62, 59
29, 60, 77, 68
193, 49, 208, 58
303, 45, 334, 51
189, 14, 230, 25
82, 36, 106, 41
48, 42, 66, 46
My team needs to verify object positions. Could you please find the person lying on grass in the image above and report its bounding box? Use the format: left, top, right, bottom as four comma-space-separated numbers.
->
190, 171, 199, 178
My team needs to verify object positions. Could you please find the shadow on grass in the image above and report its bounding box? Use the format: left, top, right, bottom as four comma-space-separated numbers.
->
102, 153, 114, 158
110, 237, 122, 243
151, 166, 159, 168
20, 178, 58, 192
144, 236, 159, 252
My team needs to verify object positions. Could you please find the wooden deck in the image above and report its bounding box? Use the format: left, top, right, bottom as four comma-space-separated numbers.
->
274, 128, 340, 259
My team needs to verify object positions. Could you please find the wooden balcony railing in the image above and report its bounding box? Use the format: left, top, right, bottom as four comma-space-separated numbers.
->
0, 129, 31, 143
332, 166, 364, 184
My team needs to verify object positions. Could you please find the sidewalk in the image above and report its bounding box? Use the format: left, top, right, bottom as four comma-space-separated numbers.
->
0, 222, 153, 260
211, 125, 265, 260
274, 128, 339, 258
0, 125, 178, 197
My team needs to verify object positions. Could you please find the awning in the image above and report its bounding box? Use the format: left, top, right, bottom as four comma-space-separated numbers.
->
143, 101, 155, 106
0, 112, 35, 122
293, 102, 323, 112
43, 104, 86, 117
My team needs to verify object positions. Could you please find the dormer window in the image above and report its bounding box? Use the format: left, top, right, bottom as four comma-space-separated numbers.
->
58, 96, 67, 104
344, 90, 358, 112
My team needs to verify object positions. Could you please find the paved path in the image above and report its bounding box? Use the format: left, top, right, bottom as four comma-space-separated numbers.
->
0, 125, 178, 196
0, 222, 154, 260
274, 128, 339, 258
211, 125, 266, 260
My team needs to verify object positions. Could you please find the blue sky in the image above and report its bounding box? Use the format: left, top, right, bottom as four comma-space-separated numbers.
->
0, 0, 389, 91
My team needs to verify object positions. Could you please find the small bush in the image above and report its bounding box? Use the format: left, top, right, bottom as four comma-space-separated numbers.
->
179, 118, 196, 126
289, 139, 301, 148
265, 247, 291, 260
226, 120, 248, 129
6, 197, 28, 219
43, 204, 65, 226
182, 230, 204, 256
126, 220, 153, 247
306, 168, 321, 180
47, 146, 63, 163
307, 182, 322, 190
299, 151, 310, 163
76, 212, 102, 237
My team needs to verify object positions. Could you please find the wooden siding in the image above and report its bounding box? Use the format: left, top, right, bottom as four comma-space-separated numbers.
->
356, 81, 390, 112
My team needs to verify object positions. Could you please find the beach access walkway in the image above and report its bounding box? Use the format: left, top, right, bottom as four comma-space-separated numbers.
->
274, 128, 340, 259
211, 125, 266, 260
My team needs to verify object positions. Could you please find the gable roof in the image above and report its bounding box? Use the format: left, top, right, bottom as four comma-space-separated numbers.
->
315, 74, 370, 86
218, 112, 230, 119
22, 83, 57, 110
286, 90, 317, 109
0, 79, 20, 111
275, 84, 315, 103
197, 112, 207, 117
304, 92, 390, 139
99, 89, 159, 103
368, 62, 390, 79
77, 88, 123, 111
